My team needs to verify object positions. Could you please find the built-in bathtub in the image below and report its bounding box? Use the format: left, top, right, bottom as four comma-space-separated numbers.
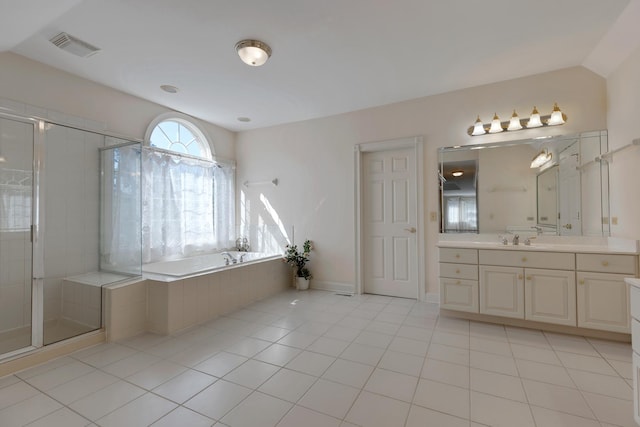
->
142, 251, 280, 280
104, 251, 290, 339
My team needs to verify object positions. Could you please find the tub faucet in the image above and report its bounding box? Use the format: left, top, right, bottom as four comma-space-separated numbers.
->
222, 252, 237, 264
512, 234, 520, 246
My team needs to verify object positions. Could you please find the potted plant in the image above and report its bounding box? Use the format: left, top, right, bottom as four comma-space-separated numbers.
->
283, 239, 313, 290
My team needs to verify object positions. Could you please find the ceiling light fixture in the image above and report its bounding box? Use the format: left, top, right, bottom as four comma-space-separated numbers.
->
452, 170, 464, 177
530, 150, 552, 168
237, 117, 251, 122
468, 103, 567, 136
235, 39, 272, 66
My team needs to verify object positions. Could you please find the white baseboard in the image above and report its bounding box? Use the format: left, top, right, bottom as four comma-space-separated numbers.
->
424, 292, 440, 304
311, 280, 355, 294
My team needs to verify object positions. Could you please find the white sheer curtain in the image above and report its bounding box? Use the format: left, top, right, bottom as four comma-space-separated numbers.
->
141, 148, 234, 263
444, 196, 478, 233
103, 145, 141, 272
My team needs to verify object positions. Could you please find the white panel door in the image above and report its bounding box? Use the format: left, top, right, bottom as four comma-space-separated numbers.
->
363, 148, 417, 298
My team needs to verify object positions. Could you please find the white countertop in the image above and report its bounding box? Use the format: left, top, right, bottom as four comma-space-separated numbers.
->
438, 234, 640, 254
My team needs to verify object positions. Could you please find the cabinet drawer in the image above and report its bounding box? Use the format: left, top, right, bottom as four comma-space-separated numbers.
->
634, 320, 640, 354
439, 248, 478, 264
577, 253, 637, 275
479, 250, 575, 270
439, 262, 478, 280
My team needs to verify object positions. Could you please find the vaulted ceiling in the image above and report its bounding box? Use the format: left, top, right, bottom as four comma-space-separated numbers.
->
2, 0, 639, 131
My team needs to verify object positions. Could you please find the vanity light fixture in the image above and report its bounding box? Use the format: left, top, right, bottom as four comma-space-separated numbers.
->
527, 106, 543, 128
468, 103, 567, 136
452, 170, 464, 177
472, 116, 486, 136
530, 150, 552, 168
235, 39, 272, 66
547, 102, 565, 126
488, 113, 504, 133
507, 110, 523, 131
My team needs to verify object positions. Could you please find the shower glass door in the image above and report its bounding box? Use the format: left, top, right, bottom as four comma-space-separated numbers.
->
0, 116, 34, 356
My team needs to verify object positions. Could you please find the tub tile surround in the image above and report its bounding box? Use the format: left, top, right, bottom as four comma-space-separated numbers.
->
105, 258, 290, 341
0, 289, 635, 426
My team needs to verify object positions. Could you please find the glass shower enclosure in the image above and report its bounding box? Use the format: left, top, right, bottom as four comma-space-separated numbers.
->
0, 113, 141, 358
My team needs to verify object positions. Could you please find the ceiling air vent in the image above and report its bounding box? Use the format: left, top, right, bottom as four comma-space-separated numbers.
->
49, 32, 101, 58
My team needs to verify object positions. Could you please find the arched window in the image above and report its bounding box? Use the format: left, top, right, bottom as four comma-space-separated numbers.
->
147, 115, 213, 160
142, 114, 234, 262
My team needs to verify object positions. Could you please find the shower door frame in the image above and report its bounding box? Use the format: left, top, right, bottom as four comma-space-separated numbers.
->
0, 110, 143, 361
0, 112, 42, 359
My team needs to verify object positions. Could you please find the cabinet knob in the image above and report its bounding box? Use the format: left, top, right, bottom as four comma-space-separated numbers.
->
518, 274, 523, 280
602, 260, 609, 267
455, 254, 460, 259
579, 279, 585, 285
456, 269, 460, 274
456, 280, 461, 285
521, 257, 527, 262
526, 276, 532, 281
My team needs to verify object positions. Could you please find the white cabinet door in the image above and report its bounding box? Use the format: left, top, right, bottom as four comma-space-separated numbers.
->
634, 352, 640, 425
440, 278, 478, 313
525, 268, 576, 326
577, 271, 630, 333
480, 266, 524, 319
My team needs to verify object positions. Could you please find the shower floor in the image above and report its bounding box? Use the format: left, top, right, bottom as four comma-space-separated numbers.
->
0, 327, 31, 355
0, 318, 100, 356
44, 318, 100, 345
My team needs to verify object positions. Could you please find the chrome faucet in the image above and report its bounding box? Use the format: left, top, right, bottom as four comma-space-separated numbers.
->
531, 225, 543, 235
221, 252, 237, 265
512, 234, 519, 245
500, 235, 508, 245
239, 253, 247, 263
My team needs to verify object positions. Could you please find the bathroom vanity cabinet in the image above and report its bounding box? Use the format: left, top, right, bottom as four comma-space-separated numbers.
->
626, 278, 640, 424
439, 241, 639, 335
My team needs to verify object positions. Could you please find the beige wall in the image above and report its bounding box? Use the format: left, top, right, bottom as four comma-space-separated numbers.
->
606, 45, 640, 239
236, 66, 608, 296
0, 52, 235, 159
0, 50, 617, 298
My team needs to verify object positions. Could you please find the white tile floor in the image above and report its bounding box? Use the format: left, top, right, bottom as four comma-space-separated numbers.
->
0, 289, 635, 427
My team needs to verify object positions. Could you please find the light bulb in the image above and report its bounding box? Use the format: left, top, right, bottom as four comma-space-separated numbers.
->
489, 113, 503, 133
507, 110, 523, 131
471, 116, 486, 136
547, 102, 565, 126
527, 106, 543, 128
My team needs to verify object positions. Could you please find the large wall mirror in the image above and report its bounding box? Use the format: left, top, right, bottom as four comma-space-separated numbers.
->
438, 130, 610, 236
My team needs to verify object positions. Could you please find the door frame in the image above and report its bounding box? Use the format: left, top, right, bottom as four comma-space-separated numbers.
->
354, 136, 425, 300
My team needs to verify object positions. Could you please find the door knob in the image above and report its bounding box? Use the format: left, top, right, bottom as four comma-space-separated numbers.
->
404, 227, 417, 233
